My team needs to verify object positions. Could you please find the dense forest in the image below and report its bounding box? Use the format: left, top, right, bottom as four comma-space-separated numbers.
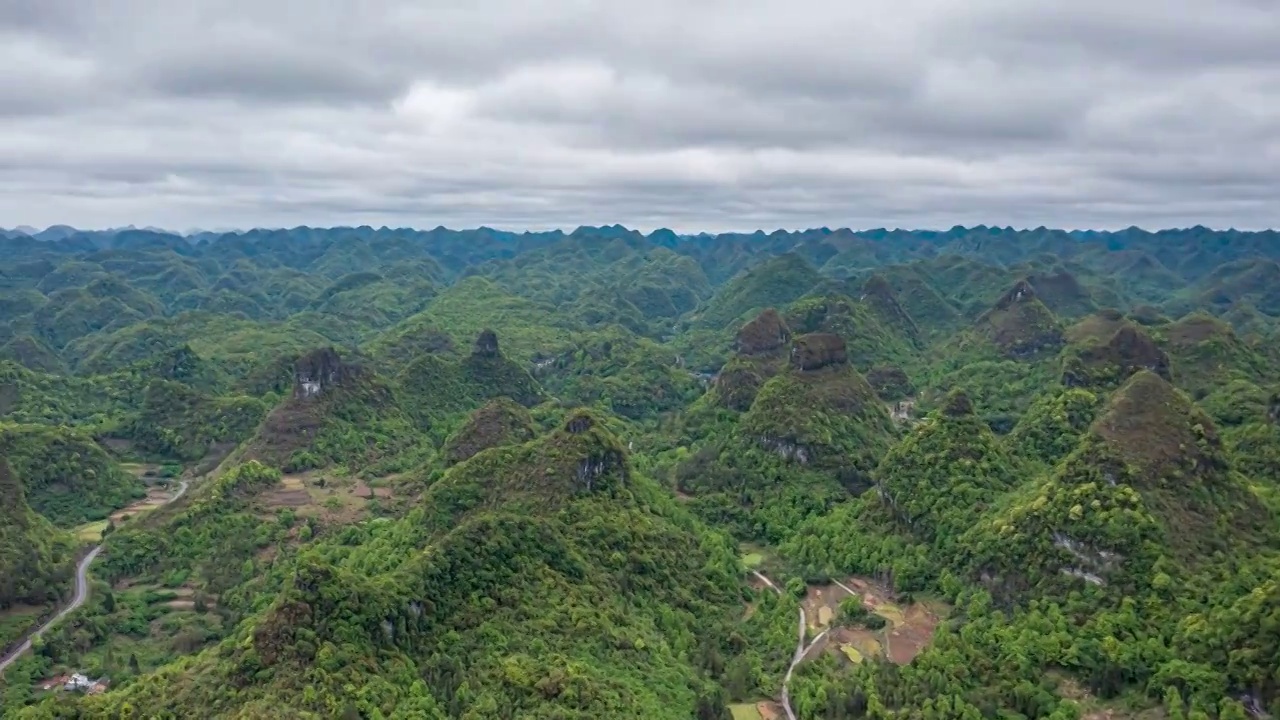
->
0, 223, 1277, 719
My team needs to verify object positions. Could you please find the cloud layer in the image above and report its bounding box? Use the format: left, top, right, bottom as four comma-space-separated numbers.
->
2, 0, 1278, 232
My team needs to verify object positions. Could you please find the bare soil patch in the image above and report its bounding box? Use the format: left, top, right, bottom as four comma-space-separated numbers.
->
101, 438, 134, 454
758, 702, 783, 720
353, 480, 393, 499
801, 583, 854, 632
264, 489, 311, 508
829, 626, 883, 665
108, 494, 169, 523
795, 576, 948, 667
885, 602, 940, 664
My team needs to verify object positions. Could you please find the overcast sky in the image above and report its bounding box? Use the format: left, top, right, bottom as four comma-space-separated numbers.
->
2, 0, 1278, 233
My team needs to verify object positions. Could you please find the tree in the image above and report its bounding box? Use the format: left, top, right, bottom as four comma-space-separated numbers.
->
725, 656, 753, 701
787, 577, 807, 599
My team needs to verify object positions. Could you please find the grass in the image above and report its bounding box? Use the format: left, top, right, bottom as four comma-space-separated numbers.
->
738, 542, 774, 571
729, 704, 764, 720
76, 520, 110, 542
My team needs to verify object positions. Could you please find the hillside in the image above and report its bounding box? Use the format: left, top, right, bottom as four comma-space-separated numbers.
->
1, 224, 1279, 720
0, 424, 145, 525
68, 414, 752, 719
0, 459, 77, 610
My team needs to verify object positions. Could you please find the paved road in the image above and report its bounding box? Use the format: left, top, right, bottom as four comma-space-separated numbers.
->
0, 479, 189, 674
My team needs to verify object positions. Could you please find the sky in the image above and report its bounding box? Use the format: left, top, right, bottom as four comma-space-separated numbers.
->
2, 0, 1278, 233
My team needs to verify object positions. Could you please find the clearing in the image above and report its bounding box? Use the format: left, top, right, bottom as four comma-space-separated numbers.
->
798, 575, 947, 666
75, 520, 110, 542
109, 485, 180, 524
1050, 672, 1168, 720
261, 471, 400, 525
0, 604, 50, 650
729, 702, 784, 720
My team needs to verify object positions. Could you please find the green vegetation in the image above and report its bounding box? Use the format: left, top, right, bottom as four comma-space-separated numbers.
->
2, 223, 1280, 719
0, 459, 76, 611
0, 424, 145, 526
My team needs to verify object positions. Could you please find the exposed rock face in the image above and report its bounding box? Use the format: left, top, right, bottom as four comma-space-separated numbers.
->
576, 450, 625, 492
789, 333, 847, 371
564, 411, 594, 434
993, 279, 1037, 312
940, 389, 975, 418
756, 436, 812, 464
734, 308, 791, 356
866, 365, 914, 401
465, 326, 494, 356
472, 329, 500, 359
293, 348, 361, 400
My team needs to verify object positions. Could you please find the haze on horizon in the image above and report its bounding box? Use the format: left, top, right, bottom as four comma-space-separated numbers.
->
2, 0, 1278, 232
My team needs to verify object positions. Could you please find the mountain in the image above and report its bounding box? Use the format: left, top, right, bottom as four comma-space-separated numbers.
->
4, 223, 1280, 720
74, 413, 749, 719
0, 458, 76, 610
398, 329, 545, 423
442, 396, 537, 465
876, 389, 1020, 550
972, 279, 1065, 360
965, 371, 1269, 598
694, 253, 823, 330
245, 347, 424, 473
0, 424, 146, 526
706, 308, 792, 411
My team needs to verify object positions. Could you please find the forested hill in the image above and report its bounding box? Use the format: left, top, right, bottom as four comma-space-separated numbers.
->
1, 222, 1278, 719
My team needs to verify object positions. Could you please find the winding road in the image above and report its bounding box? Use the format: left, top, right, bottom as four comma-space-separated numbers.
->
753, 570, 827, 720
0, 479, 189, 675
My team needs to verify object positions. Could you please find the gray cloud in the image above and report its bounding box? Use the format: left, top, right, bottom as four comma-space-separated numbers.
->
0, 0, 1277, 232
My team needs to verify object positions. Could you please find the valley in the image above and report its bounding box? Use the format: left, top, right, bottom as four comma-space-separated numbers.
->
0, 224, 1278, 719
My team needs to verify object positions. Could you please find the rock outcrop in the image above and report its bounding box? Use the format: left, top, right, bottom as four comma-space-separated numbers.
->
940, 388, 976, 418
975, 280, 1064, 359
866, 365, 914, 401
293, 348, 362, 400
709, 310, 792, 411
734, 308, 791, 356
789, 333, 847, 371
472, 329, 500, 359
